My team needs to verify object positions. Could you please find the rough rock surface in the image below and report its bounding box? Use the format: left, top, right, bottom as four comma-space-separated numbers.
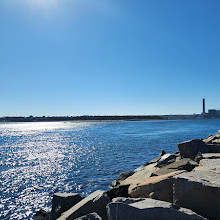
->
198, 158, 220, 173
51, 193, 83, 220
155, 153, 178, 168
173, 170, 220, 220
107, 198, 206, 220
57, 190, 110, 220
201, 153, 220, 159
74, 212, 102, 220
110, 171, 135, 187
151, 158, 198, 176
178, 139, 210, 159
119, 163, 159, 186
128, 170, 184, 202
203, 130, 220, 145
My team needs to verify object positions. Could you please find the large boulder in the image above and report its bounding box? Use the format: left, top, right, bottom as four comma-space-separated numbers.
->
51, 193, 83, 220
151, 158, 198, 176
119, 163, 159, 186
177, 139, 210, 159
128, 170, 184, 202
57, 190, 111, 220
107, 198, 206, 220
74, 212, 102, 220
173, 170, 220, 220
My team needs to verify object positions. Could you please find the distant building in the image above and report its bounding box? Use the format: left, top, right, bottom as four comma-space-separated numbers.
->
207, 109, 220, 118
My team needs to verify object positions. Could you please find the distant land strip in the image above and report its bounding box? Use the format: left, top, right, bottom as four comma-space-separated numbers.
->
0, 115, 165, 122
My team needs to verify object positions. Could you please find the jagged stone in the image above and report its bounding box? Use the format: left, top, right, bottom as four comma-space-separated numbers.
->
51, 193, 83, 220
203, 132, 220, 145
128, 171, 184, 202
74, 212, 102, 220
178, 139, 210, 159
107, 198, 206, 220
57, 190, 110, 220
151, 158, 198, 176
119, 163, 159, 186
110, 171, 135, 187
155, 154, 177, 168
173, 170, 220, 220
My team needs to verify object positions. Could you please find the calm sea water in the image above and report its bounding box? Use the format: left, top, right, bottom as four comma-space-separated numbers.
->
0, 119, 219, 219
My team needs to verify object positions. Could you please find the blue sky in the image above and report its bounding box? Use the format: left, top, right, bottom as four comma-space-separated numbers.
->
0, 0, 219, 116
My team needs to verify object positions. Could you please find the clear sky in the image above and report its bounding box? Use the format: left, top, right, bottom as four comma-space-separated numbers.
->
0, 0, 219, 116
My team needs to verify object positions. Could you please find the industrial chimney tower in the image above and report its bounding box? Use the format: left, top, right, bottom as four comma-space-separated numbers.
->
203, 98, 205, 114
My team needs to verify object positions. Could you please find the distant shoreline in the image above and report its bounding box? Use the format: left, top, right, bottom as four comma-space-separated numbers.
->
1, 114, 219, 123
0, 115, 165, 123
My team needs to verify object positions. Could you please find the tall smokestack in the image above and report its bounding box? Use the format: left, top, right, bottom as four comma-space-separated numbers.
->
203, 98, 205, 114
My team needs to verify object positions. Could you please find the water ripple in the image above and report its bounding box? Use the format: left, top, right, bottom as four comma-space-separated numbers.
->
0, 120, 220, 219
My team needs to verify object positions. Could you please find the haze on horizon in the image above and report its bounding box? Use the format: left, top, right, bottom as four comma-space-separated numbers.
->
0, 0, 219, 117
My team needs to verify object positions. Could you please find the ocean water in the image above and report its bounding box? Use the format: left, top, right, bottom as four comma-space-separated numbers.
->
0, 119, 219, 219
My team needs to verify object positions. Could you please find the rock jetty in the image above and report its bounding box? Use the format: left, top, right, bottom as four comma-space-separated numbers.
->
34, 130, 220, 220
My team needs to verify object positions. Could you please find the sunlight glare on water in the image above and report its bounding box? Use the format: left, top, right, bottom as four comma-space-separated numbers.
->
0, 120, 220, 219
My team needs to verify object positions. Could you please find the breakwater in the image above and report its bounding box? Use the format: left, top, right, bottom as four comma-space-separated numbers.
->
35, 130, 220, 220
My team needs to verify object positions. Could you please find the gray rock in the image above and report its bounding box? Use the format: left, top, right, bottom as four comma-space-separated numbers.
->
151, 158, 198, 176
51, 193, 83, 220
74, 212, 102, 220
57, 190, 111, 220
198, 158, 220, 173
178, 139, 210, 160
173, 170, 220, 220
107, 198, 206, 220
201, 153, 220, 159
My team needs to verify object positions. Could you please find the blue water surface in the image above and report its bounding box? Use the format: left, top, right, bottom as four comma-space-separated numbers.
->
0, 119, 219, 219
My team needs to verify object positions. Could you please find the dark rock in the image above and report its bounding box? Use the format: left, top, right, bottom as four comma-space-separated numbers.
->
57, 190, 111, 220
33, 209, 50, 220
177, 139, 210, 160
194, 152, 203, 163
51, 193, 83, 220
151, 158, 198, 176
107, 198, 206, 220
160, 150, 166, 156
173, 170, 220, 220
75, 212, 102, 220
106, 185, 130, 200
